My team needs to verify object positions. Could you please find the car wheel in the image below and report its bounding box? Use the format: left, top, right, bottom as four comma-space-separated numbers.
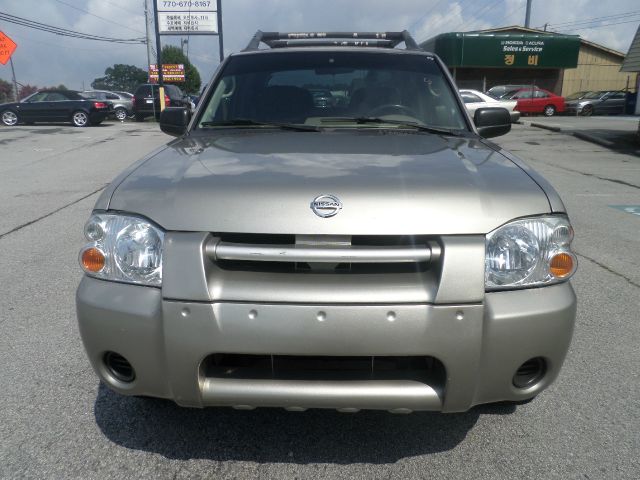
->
543, 105, 556, 117
114, 107, 127, 121
135, 114, 145, 122
1, 110, 19, 126
580, 105, 593, 117
72, 111, 90, 127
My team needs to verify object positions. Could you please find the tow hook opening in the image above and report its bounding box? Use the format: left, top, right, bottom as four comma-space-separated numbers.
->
104, 351, 136, 383
513, 357, 546, 389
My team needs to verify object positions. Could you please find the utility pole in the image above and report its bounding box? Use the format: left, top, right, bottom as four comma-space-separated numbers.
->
525, 0, 532, 28
217, 0, 224, 62
151, 0, 165, 111
144, 0, 156, 79
9, 57, 18, 101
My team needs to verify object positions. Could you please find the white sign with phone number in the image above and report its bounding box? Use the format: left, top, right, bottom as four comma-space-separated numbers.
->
156, 0, 217, 34
159, 13, 217, 33
157, 0, 214, 12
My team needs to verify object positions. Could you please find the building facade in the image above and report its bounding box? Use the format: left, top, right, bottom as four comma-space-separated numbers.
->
421, 26, 635, 96
562, 39, 632, 96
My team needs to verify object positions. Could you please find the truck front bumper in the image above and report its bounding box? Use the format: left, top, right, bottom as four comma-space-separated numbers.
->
77, 277, 576, 413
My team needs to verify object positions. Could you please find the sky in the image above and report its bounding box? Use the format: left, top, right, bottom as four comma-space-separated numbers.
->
0, 0, 638, 91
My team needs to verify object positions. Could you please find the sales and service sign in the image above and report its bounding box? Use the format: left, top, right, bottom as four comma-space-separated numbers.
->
149, 64, 185, 82
156, 1, 217, 34
421, 32, 580, 69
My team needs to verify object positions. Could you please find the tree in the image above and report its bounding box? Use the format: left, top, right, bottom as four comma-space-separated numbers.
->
92, 64, 148, 93
18, 84, 38, 100
0, 78, 13, 103
44, 84, 68, 90
160, 45, 201, 94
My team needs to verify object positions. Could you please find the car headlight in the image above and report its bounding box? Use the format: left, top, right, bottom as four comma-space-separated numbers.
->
79, 213, 164, 286
485, 215, 576, 290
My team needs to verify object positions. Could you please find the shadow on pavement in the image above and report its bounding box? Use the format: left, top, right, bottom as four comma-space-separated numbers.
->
94, 383, 515, 464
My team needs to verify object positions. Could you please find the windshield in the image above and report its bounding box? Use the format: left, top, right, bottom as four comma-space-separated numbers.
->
566, 91, 590, 100
582, 91, 606, 99
197, 51, 467, 131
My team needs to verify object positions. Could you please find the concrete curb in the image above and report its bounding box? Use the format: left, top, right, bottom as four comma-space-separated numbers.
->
571, 131, 616, 148
526, 121, 625, 150
530, 122, 562, 132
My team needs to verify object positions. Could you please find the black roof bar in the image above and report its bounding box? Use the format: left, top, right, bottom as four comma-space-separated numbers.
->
243, 31, 420, 51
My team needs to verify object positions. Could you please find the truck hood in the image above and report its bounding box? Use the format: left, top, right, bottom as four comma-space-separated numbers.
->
108, 130, 550, 235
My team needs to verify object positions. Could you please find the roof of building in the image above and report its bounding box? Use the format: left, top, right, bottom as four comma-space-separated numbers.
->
468, 26, 626, 59
419, 27, 581, 69
621, 25, 640, 72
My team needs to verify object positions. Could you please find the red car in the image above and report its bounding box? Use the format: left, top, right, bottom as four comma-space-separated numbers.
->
509, 88, 565, 116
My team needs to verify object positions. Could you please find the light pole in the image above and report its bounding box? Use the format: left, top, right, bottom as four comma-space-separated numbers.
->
217, 0, 224, 62
9, 57, 19, 102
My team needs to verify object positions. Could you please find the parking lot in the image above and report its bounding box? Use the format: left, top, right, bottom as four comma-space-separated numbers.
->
523, 115, 640, 155
0, 121, 639, 479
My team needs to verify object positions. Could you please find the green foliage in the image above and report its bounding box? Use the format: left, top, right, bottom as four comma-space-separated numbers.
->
92, 64, 148, 93
160, 45, 201, 94
18, 84, 38, 100
44, 84, 68, 90
0, 78, 14, 103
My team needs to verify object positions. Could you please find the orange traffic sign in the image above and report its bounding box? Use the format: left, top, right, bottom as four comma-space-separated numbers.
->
0, 31, 17, 65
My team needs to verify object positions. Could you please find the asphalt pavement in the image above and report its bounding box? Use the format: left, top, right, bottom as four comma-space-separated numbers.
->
524, 115, 640, 154
0, 121, 639, 479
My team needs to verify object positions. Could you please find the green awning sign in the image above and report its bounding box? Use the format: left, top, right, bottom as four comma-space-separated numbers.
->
420, 33, 581, 69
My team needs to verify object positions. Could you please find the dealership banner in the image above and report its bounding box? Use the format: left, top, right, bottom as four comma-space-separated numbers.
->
422, 33, 581, 69
149, 64, 185, 82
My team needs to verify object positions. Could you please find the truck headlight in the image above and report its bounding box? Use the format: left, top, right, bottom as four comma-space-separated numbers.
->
79, 213, 164, 287
485, 215, 576, 290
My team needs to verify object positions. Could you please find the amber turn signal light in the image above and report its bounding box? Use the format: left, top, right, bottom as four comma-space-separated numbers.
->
549, 252, 574, 278
81, 248, 105, 273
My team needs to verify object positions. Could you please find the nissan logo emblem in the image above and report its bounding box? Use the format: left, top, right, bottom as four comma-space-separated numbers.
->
310, 194, 342, 218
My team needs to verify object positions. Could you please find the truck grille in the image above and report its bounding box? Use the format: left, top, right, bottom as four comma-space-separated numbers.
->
207, 234, 441, 274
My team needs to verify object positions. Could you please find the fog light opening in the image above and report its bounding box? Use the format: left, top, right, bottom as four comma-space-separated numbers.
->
104, 351, 135, 383
513, 357, 546, 389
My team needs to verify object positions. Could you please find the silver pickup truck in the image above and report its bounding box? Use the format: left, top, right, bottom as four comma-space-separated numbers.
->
76, 31, 577, 413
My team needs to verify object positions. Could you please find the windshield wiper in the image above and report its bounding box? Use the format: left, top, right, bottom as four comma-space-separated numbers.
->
320, 117, 464, 136
200, 119, 319, 132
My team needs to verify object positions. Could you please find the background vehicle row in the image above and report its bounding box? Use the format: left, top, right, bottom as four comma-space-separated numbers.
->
132, 84, 192, 122
81, 90, 134, 121
0, 89, 111, 127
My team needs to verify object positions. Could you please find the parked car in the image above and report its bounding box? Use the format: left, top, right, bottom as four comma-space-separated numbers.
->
508, 88, 565, 116
565, 90, 627, 116
564, 91, 592, 102
0, 89, 111, 127
187, 94, 200, 107
486, 84, 539, 100
82, 90, 133, 121
77, 30, 577, 413
132, 83, 191, 121
459, 89, 520, 122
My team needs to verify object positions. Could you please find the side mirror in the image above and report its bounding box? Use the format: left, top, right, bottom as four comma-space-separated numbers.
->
474, 107, 511, 138
160, 107, 190, 136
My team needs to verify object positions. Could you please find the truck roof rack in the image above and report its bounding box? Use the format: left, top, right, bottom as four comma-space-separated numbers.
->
243, 31, 420, 51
